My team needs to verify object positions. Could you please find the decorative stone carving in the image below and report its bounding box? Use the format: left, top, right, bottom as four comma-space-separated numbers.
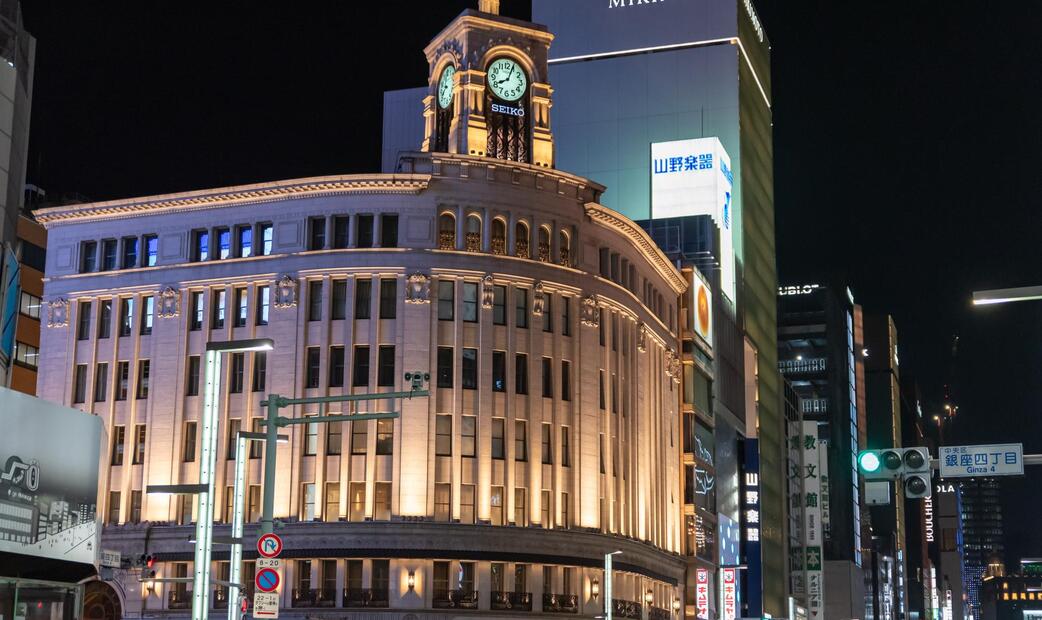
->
158, 286, 180, 318
580, 295, 599, 327
481, 275, 495, 310
637, 322, 647, 353
532, 282, 546, 317
664, 347, 682, 384
274, 275, 298, 309
46, 297, 69, 328
405, 273, 431, 304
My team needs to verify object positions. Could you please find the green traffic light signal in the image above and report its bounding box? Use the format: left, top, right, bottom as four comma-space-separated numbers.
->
859, 451, 881, 473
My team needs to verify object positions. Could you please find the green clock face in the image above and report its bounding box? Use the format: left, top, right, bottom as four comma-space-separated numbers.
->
487, 57, 527, 102
437, 65, 456, 109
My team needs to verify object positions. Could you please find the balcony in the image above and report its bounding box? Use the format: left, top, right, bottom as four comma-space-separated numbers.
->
558, 247, 570, 267
542, 593, 579, 613
491, 236, 507, 255
538, 242, 551, 262
168, 591, 192, 610
433, 589, 479, 610
465, 232, 482, 252
515, 239, 530, 259
649, 607, 671, 620
491, 591, 532, 611
291, 588, 336, 608
342, 588, 389, 608
612, 599, 642, 619
438, 231, 456, 250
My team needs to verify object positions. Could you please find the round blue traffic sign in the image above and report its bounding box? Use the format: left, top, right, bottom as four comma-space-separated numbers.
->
256, 568, 280, 593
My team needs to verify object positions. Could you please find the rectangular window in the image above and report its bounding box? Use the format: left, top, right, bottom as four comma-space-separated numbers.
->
561, 492, 569, 527
303, 416, 318, 456
133, 425, 146, 464
140, 295, 154, 335
226, 418, 241, 461
212, 289, 226, 329
374, 482, 391, 520
73, 365, 88, 404
190, 292, 204, 330
77, 301, 92, 341
380, 214, 399, 247
327, 420, 342, 455
81, 240, 97, 272
437, 280, 454, 320
144, 234, 158, 266
541, 357, 553, 398
328, 346, 345, 387
187, 356, 201, 396
216, 227, 231, 259
101, 239, 117, 270
119, 298, 134, 337
325, 482, 340, 521
435, 415, 452, 456
108, 491, 121, 524
121, 236, 139, 269
376, 419, 393, 455
98, 299, 112, 338
561, 427, 570, 467
259, 223, 273, 256
350, 483, 365, 520
490, 486, 504, 526
177, 495, 193, 525
462, 348, 477, 389
434, 483, 451, 522
541, 490, 551, 528
377, 345, 395, 387
331, 280, 347, 320
111, 425, 125, 466
252, 352, 267, 392
332, 215, 350, 248
136, 360, 150, 399
357, 214, 374, 248
599, 309, 606, 346
355, 278, 372, 319
248, 486, 260, 519
462, 282, 478, 322
237, 225, 252, 258
13, 342, 38, 368
256, 286, 270, 325
351, 421, 367, 455
115, 361, 130, 401
308, 216, 326, 250
514, 488, 527, 526
248, 420, 263, 459
461, 415, 476, 458
515, 420, 527, 461
305, 347, 320, 389
379, 278, 397, 319
561, 296, 571, 336
234, 288, 247, 327
561, 360, 571, 401
308, 281, 323, 321
352, 346, 370, 387
515, 353, 528, 395
129, 490, 142, 524
492, 351, 506, 392
543, 295, 553, 332
193, 230, 209, 261
542, 423, 552, 465
515, 288, 528, 328
437, 347, 453, 388
301, 483, 316, 521
599, 371, 606, 409
612, 375, 619, 414
491, 418, 505, 459
493, 285, 506, 325
183, 422, 197, 462
93, 363, 108, 402
229, 353, 245, 393
599, 434, 605, 474
461, 485, 476, 524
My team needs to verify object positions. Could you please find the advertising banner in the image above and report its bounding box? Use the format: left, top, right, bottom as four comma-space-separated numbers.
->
800, 422, 825, 620
0, 387, 103, 567
689, 268, 713, 345
741, 439, 762, 617
721, 567, 737, 620
0, 246, 19, 362
696, 568, 710, 620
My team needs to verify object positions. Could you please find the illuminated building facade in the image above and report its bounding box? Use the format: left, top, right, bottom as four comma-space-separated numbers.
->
37, 3, 689, 618
961, 477, 1005, 619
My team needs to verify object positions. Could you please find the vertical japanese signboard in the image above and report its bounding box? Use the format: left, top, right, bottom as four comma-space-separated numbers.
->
696, 568, 710, 620
721, 568, 738, 620
800, 422, 825, 620
741, 439, 762, 617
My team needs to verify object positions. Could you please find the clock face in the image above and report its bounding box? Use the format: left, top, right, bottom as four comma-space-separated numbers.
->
437, 65, 456, 110
487, 57, 527, 102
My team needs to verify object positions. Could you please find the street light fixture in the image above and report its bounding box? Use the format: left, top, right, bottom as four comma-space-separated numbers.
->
972, 285, 1042, 306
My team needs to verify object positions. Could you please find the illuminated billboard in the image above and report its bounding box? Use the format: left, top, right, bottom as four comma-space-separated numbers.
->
652, 137, 735, 301
690, 268, 713, 345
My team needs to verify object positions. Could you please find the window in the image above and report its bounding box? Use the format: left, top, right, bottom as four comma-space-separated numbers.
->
256, 286, 270, 325
308, 281, 323, 321
351, 421, 367, 454
93, 363, 108, 402
380, 214, 398, 247
297, 560, 313, 592
515, 420, 527, 461
129, 490, 142, 524
493, 285, 506, 325
374, 482, 391, 520
465, 215, 481, 251
355, 278, 372, 319
352, 346, 370, 387
560, 492, 570, 527
216, 227, 231, 259
248, 486, 260, 520
491, 218, 506, 254
73, 364, 88, 403
19, 292, 41, 319
229, 353, 245, 393
325, 482, 340, 521
237, 226, 252, 258
122, 237, 139, 269
81, 240, 97, 272
538, 226, 550, 262
541, 491, 551, 528
97, 299, 112, 338
435, 415, 452, 456
561, 427, 570, 467
561, 296, 571, 336
599, 371, 606, 409
111, 425, 125, 465
212, 289, 226, 329
612, 374, 619, 413
490, 486, 504, 525
462, 282, 478, 322
437, 347, 453, 388
514, 488, 527, 526
190, 292, 204, 331
515, 288, 528, 328
234, 288, 247, 327
108, 491, 121, 524
439, 213, 456, 249
183, 422, 197, 462
357, 214, 374, 248
186, 356, 201, 396
379, 278, 397, 319
437, 280, 454, 320
543, 295, 553, 332
461, 485, 476, 524
331, 280, 347, 320
377, 345, 395, 387
193, 230, 209, 261
514, 221, 529, 258
252, 352, 267, 392
327, 420, 342, 455
542, 424, 552, 464
258, 223, 274, 256
133, 425, 146, 464
329, 346, 345, 387
119, 298, 134, 337
491, 418, 505, 459
13, 342, 38, 368
561, 361, 571, 401
136, 360, 150, 399
115, 361, 130, 401
303, 416, 318, 456
226, 419, 241, 461
301, 483, 316, 521
541, 357, 553, 398
435, 483, 451, 522
141, 295, 154, 335
305, 347, 320, 389
333, 215, 350, 249
101, 239, 117, 270
462, 348, 477, 389
559, 230, 571, 265
376, 419, 393, 455
492, 351, 506, 392
308, 216, 326, 250
462, 415, 476, 458
515, 354, 528, 395
77, 301, 92, 341
599, 434, 606, 474
599, 309, 606, 346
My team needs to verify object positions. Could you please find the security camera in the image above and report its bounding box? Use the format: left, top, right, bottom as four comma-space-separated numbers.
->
404, 371, 429, 390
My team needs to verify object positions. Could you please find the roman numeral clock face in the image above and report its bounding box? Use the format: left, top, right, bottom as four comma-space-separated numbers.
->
487, 58, 527, 102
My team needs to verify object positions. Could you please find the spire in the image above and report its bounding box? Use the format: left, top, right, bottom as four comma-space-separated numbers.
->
478, 0, 500, 15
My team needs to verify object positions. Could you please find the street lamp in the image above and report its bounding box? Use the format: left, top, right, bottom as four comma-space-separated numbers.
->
972, 285, 1042, 306
604, 550, 622, 620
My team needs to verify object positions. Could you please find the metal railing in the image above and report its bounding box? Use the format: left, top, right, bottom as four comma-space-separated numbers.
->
433, 589, 479, 609
542, 593, 579, 613
290, 588, 336, 608
342, 587, 390, 608
168, 590, 192, 610
613, 599, 643, 619
438, 231, 456, 250
465, 232, 482, 252
649, 607, 671, 620
213, 588, 229, 609
491, 236, 507, 255
491, 591, 532, 611
515, 239, 530, 259
538, 242, 551, 262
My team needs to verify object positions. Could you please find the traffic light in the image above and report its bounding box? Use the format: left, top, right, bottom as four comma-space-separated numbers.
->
902, 447, 932, 499
858, 448, 932, 498
858, 449, 904, 480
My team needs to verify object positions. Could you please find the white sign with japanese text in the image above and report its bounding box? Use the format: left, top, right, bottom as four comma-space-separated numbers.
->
253, 592, 279, 619
800, 422, 825, 620
721, 568, 737, 620
940, 443, 1023, 478
696, 568, 710, 620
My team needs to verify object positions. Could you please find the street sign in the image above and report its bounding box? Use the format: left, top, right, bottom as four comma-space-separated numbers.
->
255, 568, 280, 593
695, 568, 710, 620
253, 592, 279, 619
257, 533, 283, 558
939, 443, 1024, 478
257, 558, 281, 570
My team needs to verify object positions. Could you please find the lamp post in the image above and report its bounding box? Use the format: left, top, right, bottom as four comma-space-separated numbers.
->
604, 550, 622, 620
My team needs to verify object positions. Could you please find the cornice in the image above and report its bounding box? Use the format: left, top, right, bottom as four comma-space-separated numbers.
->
35, 175, 432, 226
424, 12, 554, 59
584, 202, 687, 295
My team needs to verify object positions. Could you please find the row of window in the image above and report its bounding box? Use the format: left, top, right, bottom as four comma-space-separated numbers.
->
76, 297, 155, 340
598, 247, 674, 331
307, 214, 399, 251
437, 213, 572, 266
73, 360, 150, 404
80, 234, 160, 273
191, 223, 274, 263
435, 348, 571, 400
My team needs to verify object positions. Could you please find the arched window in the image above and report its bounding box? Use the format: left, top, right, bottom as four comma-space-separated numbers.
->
465, 215, 482, 252
538, 226, 551, 262
439, 213, 456, 250
558, 230, 571, 266
491, 218, 507, 255
515, 221, 530, 259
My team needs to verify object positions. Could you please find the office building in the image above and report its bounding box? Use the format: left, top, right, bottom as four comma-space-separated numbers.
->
961, 477, 1005, 619
38, 3, 689, 618
979, 559, 1042, 620
9, 211, 44, 393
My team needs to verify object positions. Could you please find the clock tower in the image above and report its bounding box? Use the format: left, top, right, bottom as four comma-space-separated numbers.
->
422, 0, 554, 168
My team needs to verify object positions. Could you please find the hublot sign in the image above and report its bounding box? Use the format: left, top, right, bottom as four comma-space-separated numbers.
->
608, 0, 665, 7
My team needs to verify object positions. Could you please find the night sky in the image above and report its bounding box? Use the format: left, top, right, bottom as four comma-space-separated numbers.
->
21, 2, 1042, 558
